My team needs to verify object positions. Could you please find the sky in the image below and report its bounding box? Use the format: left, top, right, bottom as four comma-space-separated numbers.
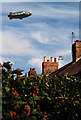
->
1, 2, 79, 75
1, 0, 81, 2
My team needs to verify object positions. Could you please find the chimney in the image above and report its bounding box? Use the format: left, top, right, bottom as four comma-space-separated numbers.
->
72, 40, 81, 62
33, 68, 35, 71
50, 57, 54, 62
42, 56, 58, 75
28, 68, 37, 77
54, 58, 57, 62
30, 68, 32, 71
44, 56, 46, 62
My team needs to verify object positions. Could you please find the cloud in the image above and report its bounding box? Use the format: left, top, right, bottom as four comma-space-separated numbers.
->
2, 31, 44, 57
31, 31, 49, 44
27, 57, 43, 70
56, 49, 71, 56
30, 22, 79, 48
2, 2, 79, 21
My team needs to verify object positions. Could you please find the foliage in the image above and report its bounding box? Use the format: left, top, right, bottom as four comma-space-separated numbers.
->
1, 62, 81, 120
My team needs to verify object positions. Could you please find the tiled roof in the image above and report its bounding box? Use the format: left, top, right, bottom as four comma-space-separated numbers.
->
50, 58, 81, 77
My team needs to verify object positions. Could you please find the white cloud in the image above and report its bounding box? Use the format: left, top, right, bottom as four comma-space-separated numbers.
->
56, 49, 71, 56
30, 22, 79, 47
31, 31, 49, 44
36, 4, 78, 19
2, 31, 43, 57
2, 2, 79, 21
27, 57, 43, 70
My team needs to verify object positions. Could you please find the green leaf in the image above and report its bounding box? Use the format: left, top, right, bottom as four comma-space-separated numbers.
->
42, 91, 48, 96
39, 79, 41, 84
13, 68, 24, 75
33, 96, 39, 100
31, 116, 37, 120
47, 96, 51, 100
42, 118, 47, 120
32, 109, 37, 114
29, 100, 33, 104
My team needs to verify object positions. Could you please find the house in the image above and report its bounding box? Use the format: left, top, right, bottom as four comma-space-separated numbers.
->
49, 40, 81, 78
28, 40, 81, 78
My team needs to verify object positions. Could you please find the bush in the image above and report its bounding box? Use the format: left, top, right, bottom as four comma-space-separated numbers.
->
2, 62, 81, 120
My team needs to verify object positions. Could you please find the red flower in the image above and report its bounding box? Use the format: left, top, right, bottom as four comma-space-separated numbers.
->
43, 112, 47, 118
13, 92, 15, 95
12, 111, 16, 116
10, 112, 13, 116
12, 88, 14, 91
25, 105, 30, 108
14, 91, 17, 94
44, 115, 47, 118
27, 105, 30, 108
37, 105, 40, 110
33, 93, 36, 96
2, 68, 5, 71
18, 75, 21, 78
55, 87, 56, 90
17, 94, 19, 96
14, 107, 17, 109
35, 87, 38, 90
22, 110, 25, 114
28, 110, 31, 113
44, 112, 47, 115
37, 91, 39, 94
27, 112, 30, 116
15, 96, 17, 99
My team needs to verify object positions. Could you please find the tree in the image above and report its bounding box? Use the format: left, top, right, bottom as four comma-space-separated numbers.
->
2, 62, 81, 120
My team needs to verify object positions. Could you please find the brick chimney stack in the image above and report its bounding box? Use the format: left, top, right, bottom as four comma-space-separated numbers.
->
72, 40, 81, 62
42, 56, 58, 76
28, 68, 37, 77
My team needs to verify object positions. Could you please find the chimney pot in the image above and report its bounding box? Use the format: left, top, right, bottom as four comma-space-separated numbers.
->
33, 68, 35, 71
44, 56, 47, 62
54, 58, 57, 62
51, 57, 54, 62
75, 40, 80, 42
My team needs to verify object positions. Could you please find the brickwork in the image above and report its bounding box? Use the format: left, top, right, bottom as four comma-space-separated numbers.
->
42, 57, 58, 76
28, 68, 36, 77
72, 40, 81, 62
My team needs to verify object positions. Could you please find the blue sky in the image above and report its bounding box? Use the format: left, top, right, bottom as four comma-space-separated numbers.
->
1, 2, 79, 75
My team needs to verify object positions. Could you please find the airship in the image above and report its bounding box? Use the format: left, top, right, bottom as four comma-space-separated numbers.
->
8, 11, 32, 20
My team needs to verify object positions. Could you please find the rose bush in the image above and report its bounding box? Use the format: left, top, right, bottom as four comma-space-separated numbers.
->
1, 62, 81, 120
